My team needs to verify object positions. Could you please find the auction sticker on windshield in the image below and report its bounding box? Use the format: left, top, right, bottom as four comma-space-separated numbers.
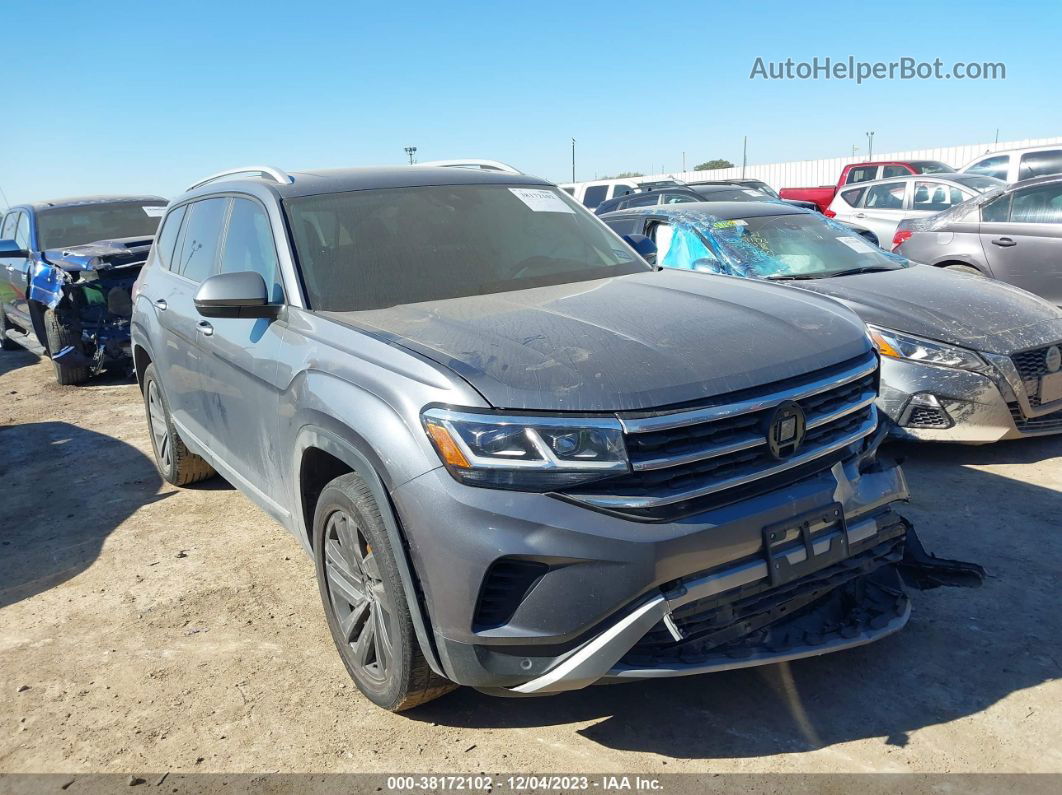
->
836, 236, 879, 254
509, 188, 575, 213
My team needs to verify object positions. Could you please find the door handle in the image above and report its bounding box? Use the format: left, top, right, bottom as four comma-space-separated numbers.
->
855, 213, 866, 218
197, 320, 214, 337
991, 237, 1017, 247
153, 298, 168, 310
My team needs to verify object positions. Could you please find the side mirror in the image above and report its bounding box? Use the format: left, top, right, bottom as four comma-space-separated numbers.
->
0, 238, 27, 258
623, 233, 658, 265
194, 271, 277, 319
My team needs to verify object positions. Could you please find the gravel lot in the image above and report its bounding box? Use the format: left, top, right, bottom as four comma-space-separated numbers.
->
1, 329, 1060, 776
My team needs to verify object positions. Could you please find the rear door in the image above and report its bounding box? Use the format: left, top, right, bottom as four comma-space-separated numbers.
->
192, 196, 287, 496
154, 197, 230, 442
979, 182, 1062, 304
857, 180, 909, 244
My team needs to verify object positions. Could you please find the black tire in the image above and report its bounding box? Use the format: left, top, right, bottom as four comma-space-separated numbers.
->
43, 308, 89, 385
943, 263, 984, 277
0, 309, 18, 351
141, 362, 216, 486
313, 472, 455, 711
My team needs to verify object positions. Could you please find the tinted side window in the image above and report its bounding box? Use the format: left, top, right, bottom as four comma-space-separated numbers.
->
1, 212, 18, 240
1009, 184, 1062, 224
220, 199, 283, 302
602, 217, 640, 236
966, 155, 1008, 180
846, 166, 878, 184
14, 213, 30, 249
154, 204, 187, 270
560, 187, 575, 195
882, 165, 910, 178
840, 187, 867, 207
611, 184, 635, 199
864, 183, 905, 209
582, 185, 609, 208
981, 194, 1011, 223
173, 198, 229, 282
1018, 150, 1062, 181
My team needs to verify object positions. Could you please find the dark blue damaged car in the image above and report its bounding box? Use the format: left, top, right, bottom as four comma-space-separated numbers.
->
0, 195, 167, 384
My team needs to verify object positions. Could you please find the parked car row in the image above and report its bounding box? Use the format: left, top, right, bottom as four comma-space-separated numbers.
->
2, 160, 993, 715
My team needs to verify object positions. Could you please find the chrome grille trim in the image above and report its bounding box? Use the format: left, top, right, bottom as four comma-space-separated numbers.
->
571, 408, 878, 510
631, 389, 877, 472
619, 355, 878, 435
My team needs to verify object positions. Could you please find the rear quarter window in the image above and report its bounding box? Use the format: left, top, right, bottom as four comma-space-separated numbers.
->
840, 187, 867, 207
153, 204, 187, 270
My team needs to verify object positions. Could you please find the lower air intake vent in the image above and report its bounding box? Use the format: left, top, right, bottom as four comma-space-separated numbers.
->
473, 559, 549, 630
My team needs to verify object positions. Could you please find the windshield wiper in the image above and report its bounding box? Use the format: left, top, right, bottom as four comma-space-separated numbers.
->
826, 266, 899, 278
765, 273, 824, 280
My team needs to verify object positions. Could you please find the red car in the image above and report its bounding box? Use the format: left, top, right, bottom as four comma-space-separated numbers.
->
780, 160, 954, 213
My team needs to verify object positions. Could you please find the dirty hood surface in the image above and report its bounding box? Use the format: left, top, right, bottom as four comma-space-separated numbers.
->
792, 265, 1062, 354
323, 269, 870, 412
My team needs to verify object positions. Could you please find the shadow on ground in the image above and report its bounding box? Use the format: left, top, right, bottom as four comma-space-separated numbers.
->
411, 437, 1061, 758
0, 338, 40, 377
0, 421, 169, 608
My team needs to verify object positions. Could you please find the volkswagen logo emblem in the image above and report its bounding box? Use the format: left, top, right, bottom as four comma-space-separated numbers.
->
764, 400, 807, 460
1046, 345, 1062, 374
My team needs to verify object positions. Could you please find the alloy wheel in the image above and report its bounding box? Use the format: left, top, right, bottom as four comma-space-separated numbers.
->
147, 380, 171, 471
324, 509, 394, 685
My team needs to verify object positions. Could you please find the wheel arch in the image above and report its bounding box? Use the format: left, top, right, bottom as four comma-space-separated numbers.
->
294, 425, 446, 679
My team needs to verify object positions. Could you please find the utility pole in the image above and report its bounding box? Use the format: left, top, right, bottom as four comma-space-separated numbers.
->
851, 144, 859, 156
571, 138, 576, 182
404, 146, 417, 165
994, 128, 999, 144
741, 136, 748, 178
866, 131, 875, 160
682, 151, 686, 172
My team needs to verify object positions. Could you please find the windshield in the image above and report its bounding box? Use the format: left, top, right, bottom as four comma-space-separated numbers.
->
910, 161, 954, 174
703, 213, 907, 279
285, 184, 649, 311
36, 202, 166, 250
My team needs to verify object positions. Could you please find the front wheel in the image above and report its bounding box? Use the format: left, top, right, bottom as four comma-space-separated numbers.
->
43, 308, 89, 385
313, 472, 455, 711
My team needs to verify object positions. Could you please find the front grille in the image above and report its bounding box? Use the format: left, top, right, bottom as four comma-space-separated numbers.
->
906, 406, 952, 429
1009, 403, 1062, 434
621, 532, 906, 667
1011, 343, 1062, 407
563, 352, 879, 520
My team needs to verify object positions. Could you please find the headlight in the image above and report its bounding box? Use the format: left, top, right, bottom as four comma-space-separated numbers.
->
422, 408, 628, 491
866, 325, 989, 372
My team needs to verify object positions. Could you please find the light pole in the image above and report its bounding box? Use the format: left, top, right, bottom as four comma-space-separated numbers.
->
571, 138, 576, 182
404, 146, 417, 165
865, 131, 875, 160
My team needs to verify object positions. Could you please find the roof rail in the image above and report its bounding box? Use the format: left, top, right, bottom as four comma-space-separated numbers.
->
185, 166, 293, 192
416, 159, 524, 175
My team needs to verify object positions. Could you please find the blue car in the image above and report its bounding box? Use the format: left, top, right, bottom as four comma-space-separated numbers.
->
0, 195, 167, 384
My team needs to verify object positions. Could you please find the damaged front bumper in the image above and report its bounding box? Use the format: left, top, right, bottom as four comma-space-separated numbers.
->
878, 350, 1062, 443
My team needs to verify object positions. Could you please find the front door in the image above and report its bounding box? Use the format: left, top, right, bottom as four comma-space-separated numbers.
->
192, 196, 287, 508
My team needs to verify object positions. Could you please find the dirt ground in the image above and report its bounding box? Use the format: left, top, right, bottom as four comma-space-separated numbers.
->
1, 329, 1060, 777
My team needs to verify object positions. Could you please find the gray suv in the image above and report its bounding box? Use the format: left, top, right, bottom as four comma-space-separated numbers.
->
131, 164, 977, 711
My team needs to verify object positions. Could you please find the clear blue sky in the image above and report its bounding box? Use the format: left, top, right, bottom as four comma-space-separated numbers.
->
3, 0, 1058, 205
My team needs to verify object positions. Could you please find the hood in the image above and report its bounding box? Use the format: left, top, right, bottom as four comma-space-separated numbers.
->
793, 265, 1062, 354
322, 269, 871, 412
42, 236, 154, 272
